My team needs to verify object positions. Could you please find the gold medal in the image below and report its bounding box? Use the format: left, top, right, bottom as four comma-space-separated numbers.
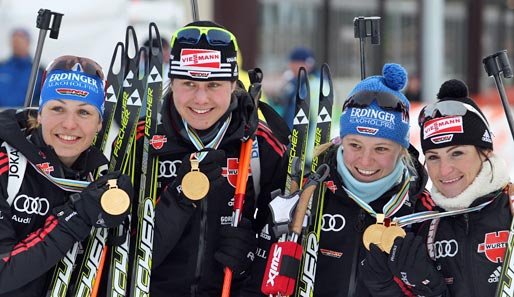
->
100, 179, 130, 215
181, 158, 210, 200
381, 223, 406, 254
362, 214, 386, 251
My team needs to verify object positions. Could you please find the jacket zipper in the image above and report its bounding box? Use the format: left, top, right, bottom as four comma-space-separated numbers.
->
191, 200, 208, 296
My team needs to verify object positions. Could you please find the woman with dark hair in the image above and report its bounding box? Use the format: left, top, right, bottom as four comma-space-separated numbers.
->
364, 79, 512, 296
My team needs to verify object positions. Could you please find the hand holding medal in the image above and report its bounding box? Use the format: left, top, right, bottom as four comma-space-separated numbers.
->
100, 179, 131, 215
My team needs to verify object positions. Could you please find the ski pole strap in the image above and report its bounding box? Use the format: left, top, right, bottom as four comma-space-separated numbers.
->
261, 241, 303, 296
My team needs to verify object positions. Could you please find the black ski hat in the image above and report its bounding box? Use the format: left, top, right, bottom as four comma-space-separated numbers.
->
168, 20, 238, 81
419, 79, 493, 152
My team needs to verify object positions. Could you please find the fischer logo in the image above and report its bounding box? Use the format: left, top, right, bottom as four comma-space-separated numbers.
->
288, 129, 299, 175
180, 49, 221, 69
266, 244, 282, 286
478, 231, 509, 263
75, 228, 107, 296
112, 226, 130, 295
423, 116, 463, 139
53, 243, 79, 294
299, 233, 319, 296
134, 198, 155, 294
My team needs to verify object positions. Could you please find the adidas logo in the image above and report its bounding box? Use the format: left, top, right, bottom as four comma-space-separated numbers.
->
482, 130, 492, 143
488, 266, 501, 283
260, 224, 271, 240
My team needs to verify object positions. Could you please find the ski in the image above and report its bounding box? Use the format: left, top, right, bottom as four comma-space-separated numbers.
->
293, 63, 334, 297
128, 22, 163, 297
103, 25, 147, 297
284, 67, 311, 195
69, 25, 146, 297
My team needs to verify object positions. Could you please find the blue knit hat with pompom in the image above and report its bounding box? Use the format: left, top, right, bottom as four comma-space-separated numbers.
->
339, 63, 410, 148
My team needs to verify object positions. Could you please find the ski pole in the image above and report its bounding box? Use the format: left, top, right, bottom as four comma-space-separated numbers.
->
24, 8, 63, 107
191, 0, 199, 21
221, 138, 254, 297
353, 16, 380, 80
482, 50, 514, 141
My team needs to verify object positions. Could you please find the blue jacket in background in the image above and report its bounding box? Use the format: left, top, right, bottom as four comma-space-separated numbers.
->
0, 56, 43, 107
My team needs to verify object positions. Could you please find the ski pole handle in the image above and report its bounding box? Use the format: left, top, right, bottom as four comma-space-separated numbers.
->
483, 50, 514, 141
353, 16, 380, 80
24, 9, 63, 108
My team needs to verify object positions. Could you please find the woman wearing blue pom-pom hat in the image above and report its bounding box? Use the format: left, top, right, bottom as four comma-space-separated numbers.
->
308, 63, 435, 296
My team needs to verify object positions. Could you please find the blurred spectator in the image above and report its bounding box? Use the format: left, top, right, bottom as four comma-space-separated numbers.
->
404, 74, 422, 102
0, 28, 44, 107
277, 46, 320, 129
277, 46, 320, 169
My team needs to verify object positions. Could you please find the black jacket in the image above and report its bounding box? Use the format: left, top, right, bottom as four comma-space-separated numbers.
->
417, 187, 511, 297
143, 88, 289, 297
242, 144, 429, 297
0, 109, 108, 296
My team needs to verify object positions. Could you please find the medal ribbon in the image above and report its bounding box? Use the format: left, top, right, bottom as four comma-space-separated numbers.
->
343, 169, 411, 220
183, 115, 232, 162
394, 194, 500, 227
29, 161, 93, 192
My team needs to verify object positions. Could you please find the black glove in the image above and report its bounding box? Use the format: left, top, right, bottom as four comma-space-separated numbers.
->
166, 149, 225, 206
388, 233, 446, 296
361, 244, 405, 296
215, 217, 257, 276
69, 170, 133, 228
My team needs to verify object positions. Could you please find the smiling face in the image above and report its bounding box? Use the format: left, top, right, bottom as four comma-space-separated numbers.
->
424, 145, 490, 198
38, 99, 102, 167
341, 134, 403, 182
171, 79, 236, 131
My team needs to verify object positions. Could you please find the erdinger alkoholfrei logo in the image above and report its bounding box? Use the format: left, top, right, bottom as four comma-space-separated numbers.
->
477, 231, 509, 263
222, 158, 252, 188
150, 135, 168, 150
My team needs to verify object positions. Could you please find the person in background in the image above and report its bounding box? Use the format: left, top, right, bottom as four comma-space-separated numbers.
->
364, 79, 511, 296
0, 55, 133, 296
404, 74, 421, 102
0, 28, 44, 108
277, 46, 320, 130
135, 20, 289, 296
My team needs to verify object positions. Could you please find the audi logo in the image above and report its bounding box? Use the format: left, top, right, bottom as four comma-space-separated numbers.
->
433, 239, 458, 258
13, 194, 50, 216
158, 160, 182, 178
321, 214, 346, 232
